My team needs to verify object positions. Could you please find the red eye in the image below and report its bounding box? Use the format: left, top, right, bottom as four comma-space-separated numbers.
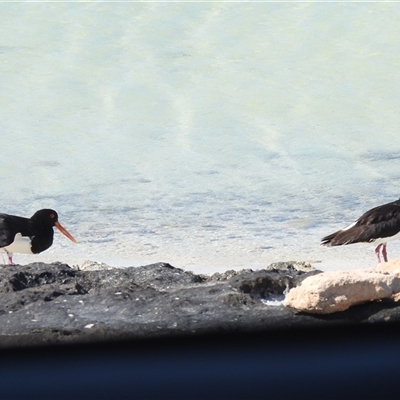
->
50, 214, 55, 219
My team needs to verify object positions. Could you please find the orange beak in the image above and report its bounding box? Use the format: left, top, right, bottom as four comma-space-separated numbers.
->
55, 221, 78, 243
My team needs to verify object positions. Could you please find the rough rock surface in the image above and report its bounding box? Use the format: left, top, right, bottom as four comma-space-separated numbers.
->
1, 261, 400, 347
284, 267, 400, 314
377, 259, 400, 274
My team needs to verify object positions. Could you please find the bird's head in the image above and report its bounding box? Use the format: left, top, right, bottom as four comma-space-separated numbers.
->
31, 209, 77, 243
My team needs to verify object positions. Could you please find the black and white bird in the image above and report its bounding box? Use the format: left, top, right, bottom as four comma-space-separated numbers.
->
321, 198, 400, 263
0, 209, 77, 265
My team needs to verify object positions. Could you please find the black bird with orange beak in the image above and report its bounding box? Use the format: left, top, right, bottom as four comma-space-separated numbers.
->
0, 209, 77, 265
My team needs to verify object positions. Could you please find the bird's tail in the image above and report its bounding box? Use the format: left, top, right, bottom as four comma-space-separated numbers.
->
320, 231, 340, 247
321, 226, 366, 247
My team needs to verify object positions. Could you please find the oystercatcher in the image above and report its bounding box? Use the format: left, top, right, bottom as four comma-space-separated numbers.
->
321, 198, 400, 263
0, 209, 77, 265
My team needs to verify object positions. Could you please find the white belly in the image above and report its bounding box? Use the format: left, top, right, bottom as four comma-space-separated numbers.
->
4, 233, 33, 254
370, 230, 400, 245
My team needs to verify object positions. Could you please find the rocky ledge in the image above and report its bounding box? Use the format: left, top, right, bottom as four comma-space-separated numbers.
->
1, 260, 400, 347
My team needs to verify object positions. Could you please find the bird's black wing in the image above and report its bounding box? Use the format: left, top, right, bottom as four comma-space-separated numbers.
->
0, 214, 33, 248
355, 200, 400, 227
321, 199, 400, 246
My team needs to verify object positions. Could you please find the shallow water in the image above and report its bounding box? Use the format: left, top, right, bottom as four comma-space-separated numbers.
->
1, 3, 400, 273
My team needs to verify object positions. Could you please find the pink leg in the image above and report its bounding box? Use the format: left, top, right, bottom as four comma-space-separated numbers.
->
375, 244, 383, 263
5, 251, 13, 265
382, 244, 388, 262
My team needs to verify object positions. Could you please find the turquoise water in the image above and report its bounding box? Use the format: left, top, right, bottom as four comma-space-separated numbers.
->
1, 3, 400, 272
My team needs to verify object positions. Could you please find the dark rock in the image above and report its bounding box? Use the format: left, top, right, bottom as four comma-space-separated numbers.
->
0, 261, 399, 347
